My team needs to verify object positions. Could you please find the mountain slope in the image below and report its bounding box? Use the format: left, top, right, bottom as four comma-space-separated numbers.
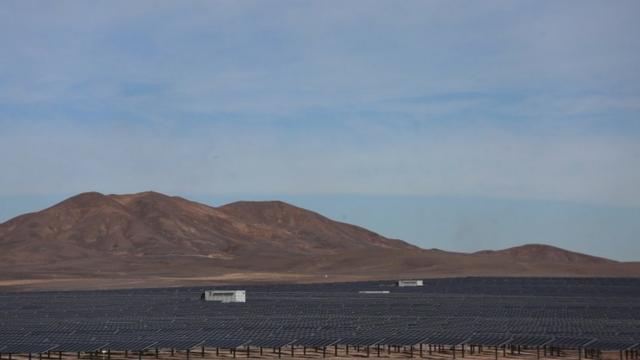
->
0, 191, 417, 277
474, 244, 614, 264
0, 191, 638, 290
218, 200, 417, 252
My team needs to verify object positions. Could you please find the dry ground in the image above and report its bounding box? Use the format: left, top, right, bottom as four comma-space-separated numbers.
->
0, 273, 380, 292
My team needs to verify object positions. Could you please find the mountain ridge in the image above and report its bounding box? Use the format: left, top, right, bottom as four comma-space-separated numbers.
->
474, 244, 616, 264
1, 191, 638, 291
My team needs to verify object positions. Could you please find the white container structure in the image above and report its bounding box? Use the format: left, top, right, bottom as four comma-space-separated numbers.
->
358, 290, 390, 294
397, 279, 424, 287
204, 290, 246, 303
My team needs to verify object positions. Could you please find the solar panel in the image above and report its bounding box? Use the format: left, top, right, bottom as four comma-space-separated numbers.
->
105, 342, 157, 351
202, 339, 247, 349
1, 278, 639, 353
588, 340, 638, 351
153, 340, 203, 350
52, 343, 106, 352
509, 336, 554, 347
547, 337, 595, 348
466, 335, 512, 347
422, 334, 470, 346
1, 344, 58, 353
292, 338, 338, 347
247, 339, 294, 348
379, 337, 426, 346
338, 338, 384, 346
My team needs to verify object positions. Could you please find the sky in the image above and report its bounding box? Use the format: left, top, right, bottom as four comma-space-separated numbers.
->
1, 1, 639, 260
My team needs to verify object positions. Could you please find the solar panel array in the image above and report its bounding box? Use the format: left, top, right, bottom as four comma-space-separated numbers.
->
1, 277, 639, 353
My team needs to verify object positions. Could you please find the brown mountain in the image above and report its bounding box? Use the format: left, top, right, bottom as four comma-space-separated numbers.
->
0, 191, 638, 291
474, 244, 612, 264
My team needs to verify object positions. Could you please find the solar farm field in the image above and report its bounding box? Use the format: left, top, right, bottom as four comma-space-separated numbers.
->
1, 278, 639, 359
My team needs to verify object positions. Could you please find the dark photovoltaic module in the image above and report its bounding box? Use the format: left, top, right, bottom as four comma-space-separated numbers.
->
0, 277, 639, 354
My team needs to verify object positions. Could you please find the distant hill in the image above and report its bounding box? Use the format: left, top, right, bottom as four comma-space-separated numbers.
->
474, 244, 612, 264
0, 191, 638, 291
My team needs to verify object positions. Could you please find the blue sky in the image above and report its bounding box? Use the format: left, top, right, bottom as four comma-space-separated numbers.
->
1, 1, 639, 260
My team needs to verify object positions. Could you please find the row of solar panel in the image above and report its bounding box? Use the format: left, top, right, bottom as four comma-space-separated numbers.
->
4, 304, 638, 319
2, 336, 640, 353
2, 279, 638, 354
3, 321, 637, 337
2, 277, 639, 297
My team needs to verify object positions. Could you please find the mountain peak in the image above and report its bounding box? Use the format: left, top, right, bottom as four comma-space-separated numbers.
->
108, 191, 174, 206
65, 191, 106, 202
51, 191, 118, 210
123, 190, 168, 198
221, 200, 305, 210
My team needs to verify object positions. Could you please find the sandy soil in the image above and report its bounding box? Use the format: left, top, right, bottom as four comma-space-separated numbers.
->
0, 273, 385, 292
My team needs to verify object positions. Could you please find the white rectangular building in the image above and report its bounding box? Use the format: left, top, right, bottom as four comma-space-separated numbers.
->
204, 290, 246, 303
397, 279, 423, 287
